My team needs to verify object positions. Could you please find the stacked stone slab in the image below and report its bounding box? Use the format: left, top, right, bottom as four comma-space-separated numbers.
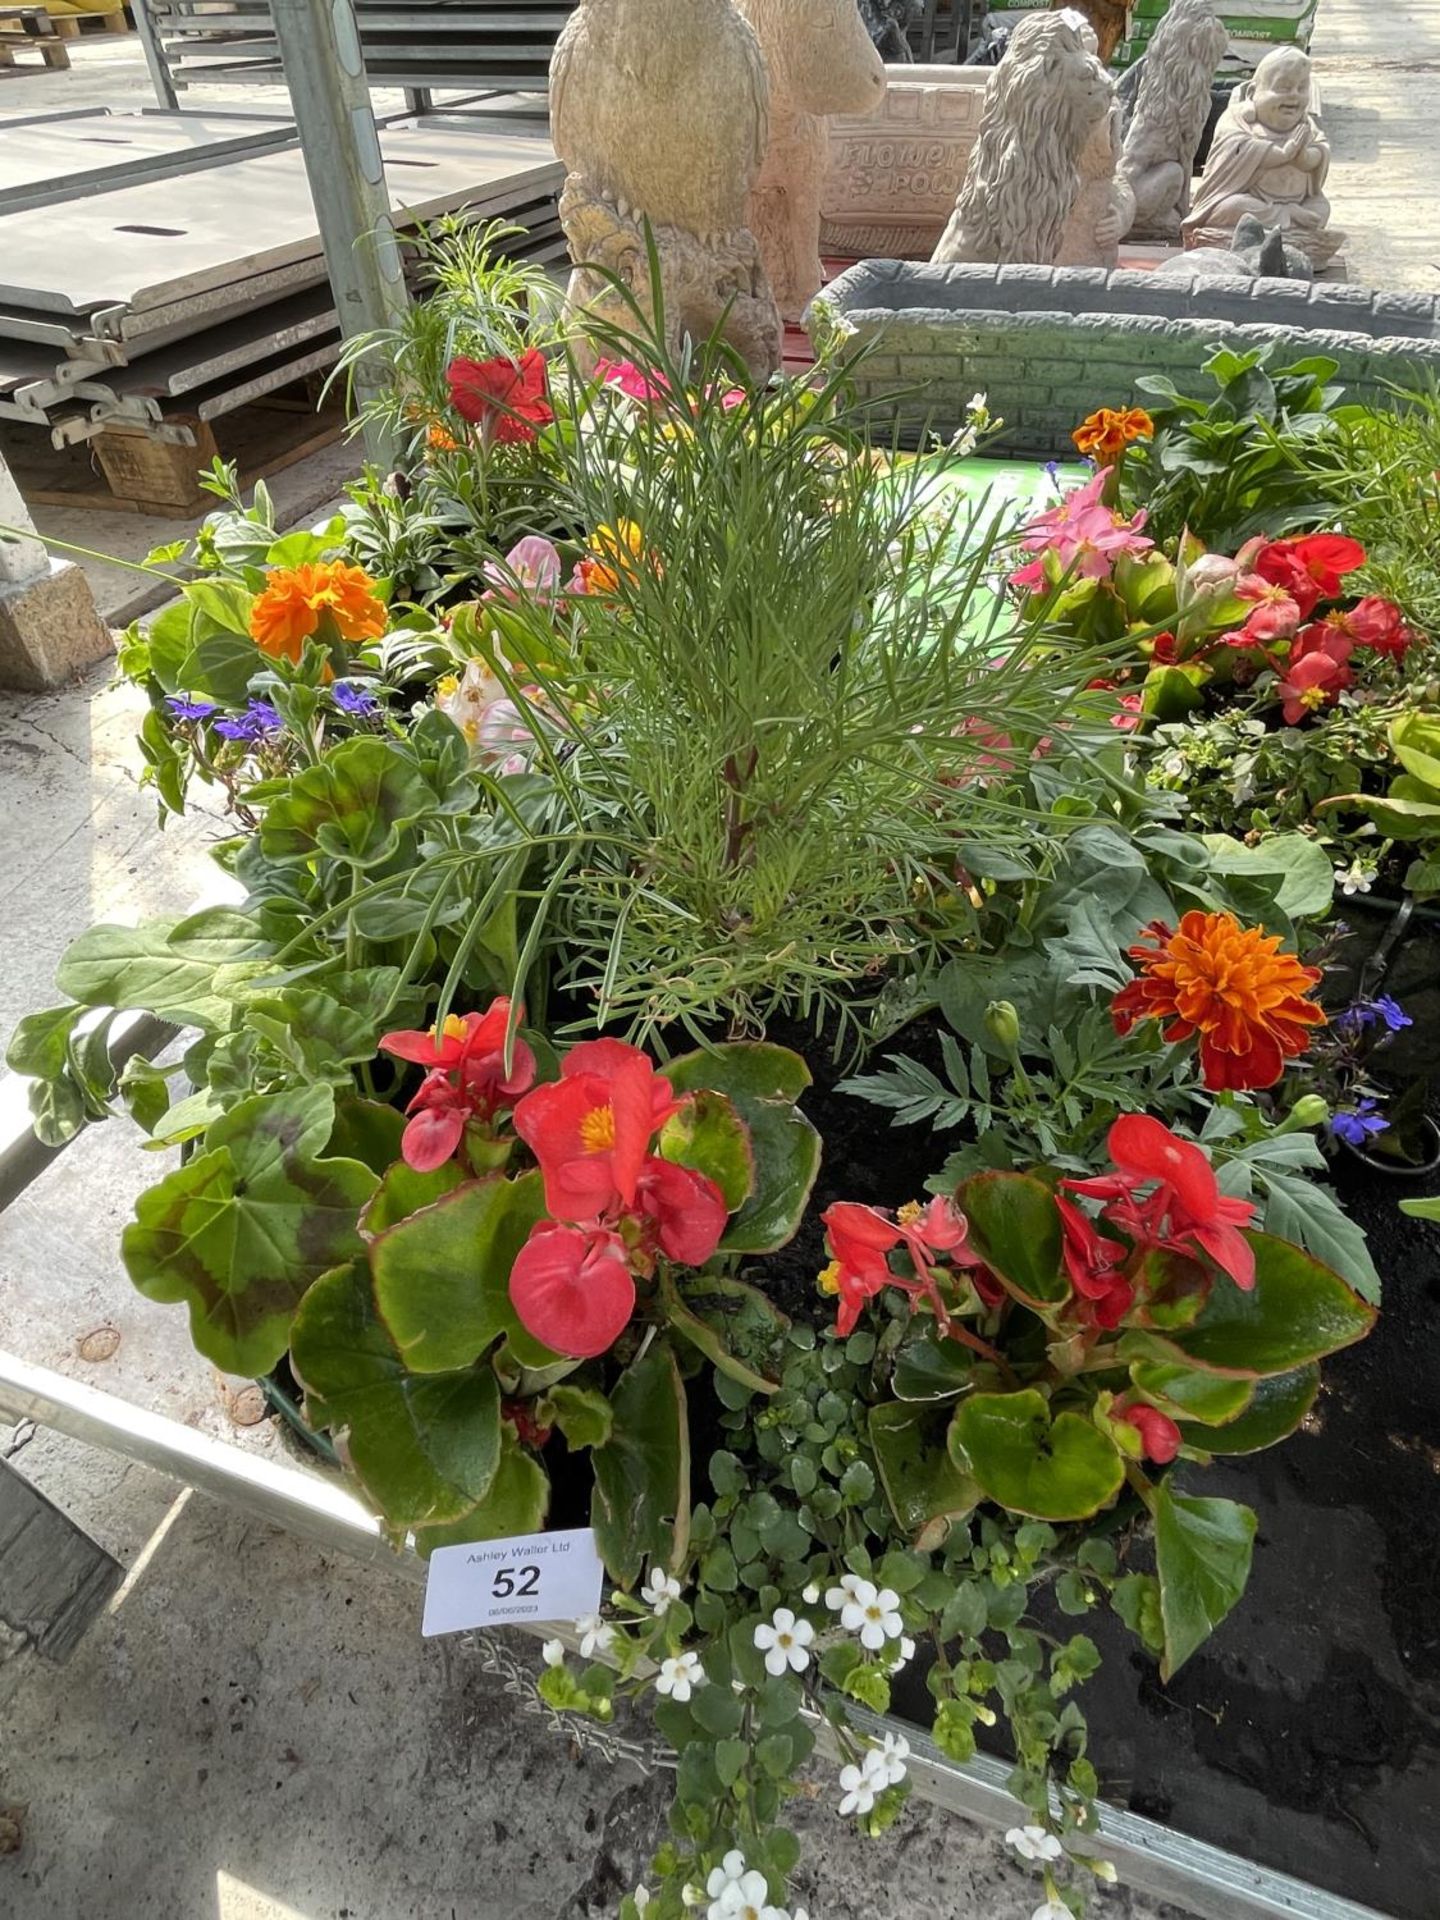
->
807, 258, 1440, 455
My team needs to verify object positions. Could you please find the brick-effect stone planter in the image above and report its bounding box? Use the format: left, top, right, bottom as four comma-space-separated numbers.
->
806, 259, 1440, 455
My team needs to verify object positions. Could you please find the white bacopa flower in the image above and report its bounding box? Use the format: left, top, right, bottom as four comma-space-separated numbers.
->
824, 1571, 867, 1612
802, 1583, 820, 1604
641, 1566, 684, 1615
1092, 1859, 1117, 1884
1006, 1824, 1064, 1864
575, 1613, 615, 1659
656, 1650, 706, 1702
633, 1890, 651, 1915
873, 1731, 910, 1786
837, 1761, 878, 1817
841, 1582, 903, 1651
706, 1852, 749, 1903
1031, 1903, 1072, 1920
753, 1606, 816, 1677
540, 1638, 565, 1667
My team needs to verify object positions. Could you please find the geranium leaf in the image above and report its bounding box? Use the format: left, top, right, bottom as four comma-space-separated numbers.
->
290, 1259, 504, 1532
956, 1172, 1067, 1307
591, 1340, 690, 1585
1153, 1483, 1257, 1680
1151, 1232, 1376, 1378
1177, 1365, 1319, 1455
869, 1401, 979, 1548
948, 1389, 1124, 1522
658, 1089, 755, 1213
369, 1172, 552, 1373
121, 1084, 377, 1374
259, 737, 435, 867
663, 1043, 819, 1254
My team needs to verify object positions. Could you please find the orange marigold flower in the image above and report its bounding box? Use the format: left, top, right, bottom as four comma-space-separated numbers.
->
249, 561, 387, 664
1073, 406, 1155, 465
427, 422, 460, 453
572, 519, 646, 596
1112, 910, 1326, 1091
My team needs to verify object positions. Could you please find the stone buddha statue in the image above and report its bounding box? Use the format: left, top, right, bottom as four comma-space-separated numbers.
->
1183, 47, 1342, 267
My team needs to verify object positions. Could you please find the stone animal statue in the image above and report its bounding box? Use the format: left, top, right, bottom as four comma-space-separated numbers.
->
1052, 0, 1131, 67
1118, 0, 1229, 242
737, 0, 887, 320
858, 0, 917, 61
931, 11, 1113, 267
1184, 46, 1342, 267
1154, 211, 1314, 282
1055, 13, 1134, 268
549, 0, 782, 377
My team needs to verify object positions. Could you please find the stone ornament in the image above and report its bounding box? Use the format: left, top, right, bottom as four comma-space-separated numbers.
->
737, 0, 887, 321
1118, 0, 1229, 243
549, 0, 783, 378
1156, 211, 1314, 283
819, 63, 990, 260
1055, 13, 1135, 270
931, 11, 1113, 268
1184, 47, 1342, 268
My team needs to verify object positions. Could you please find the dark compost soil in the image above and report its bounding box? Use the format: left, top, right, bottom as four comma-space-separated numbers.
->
779, 1029, 1440, 1920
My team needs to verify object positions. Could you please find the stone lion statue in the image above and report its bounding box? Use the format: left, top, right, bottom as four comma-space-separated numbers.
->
550, 0, 782, 376
931, 12, 1113, 266
1118, 0, 1229, 242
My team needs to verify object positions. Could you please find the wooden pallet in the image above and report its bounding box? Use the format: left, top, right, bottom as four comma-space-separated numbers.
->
0, 5, 71, 68
50, 7, 132, 37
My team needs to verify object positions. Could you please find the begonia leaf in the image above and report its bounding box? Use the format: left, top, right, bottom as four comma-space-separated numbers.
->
658, 1089, 755, 1213
369, 1172, 552, 1373
1128, 1362, 1253, 1427
121, 1084, 377, 1374
869, 1401, 979, 1548
949, 1389, 1124, 1522
663, 1044, 819, 1254
290, 1258, 504, 1532
413, 1427, 551, 1556
1145, 1232, 1375, 1378
956, 1172, 1067, 1307
1153, 1483, 1257, 1681
1177, 1364, 1319, 1455
591, 1339, 690, 1584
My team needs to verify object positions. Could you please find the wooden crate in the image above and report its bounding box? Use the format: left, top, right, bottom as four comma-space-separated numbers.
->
0, 5, 71, 68
50, 7, 133, 38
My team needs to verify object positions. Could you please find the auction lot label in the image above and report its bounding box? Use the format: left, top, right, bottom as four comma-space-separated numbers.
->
422, 1527, 605, 1637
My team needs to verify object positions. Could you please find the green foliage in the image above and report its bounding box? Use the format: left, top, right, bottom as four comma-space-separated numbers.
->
1124, 345, 1358, 549
591, 1341, 691, 1585
662, 1044, 819, 1253
1152, 1484, 1258, 1681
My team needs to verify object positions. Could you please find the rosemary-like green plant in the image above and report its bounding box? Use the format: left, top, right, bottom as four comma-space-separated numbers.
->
468, 329, 1125, 1046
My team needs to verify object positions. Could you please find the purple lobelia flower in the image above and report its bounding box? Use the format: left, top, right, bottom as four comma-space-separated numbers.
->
1328, 1100, 1390, 1147
331, 680, 379, 717
165, 695, 217, 722
214, 699, 283, 743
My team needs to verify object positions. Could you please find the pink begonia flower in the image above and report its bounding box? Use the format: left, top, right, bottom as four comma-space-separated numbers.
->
1277, 649, 1352, 724
594, 358, 670, 403
1010, 470, 1153, 589
482, 534, 562, 603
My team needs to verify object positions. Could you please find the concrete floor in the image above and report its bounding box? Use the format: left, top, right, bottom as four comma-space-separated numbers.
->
1, 8, 1435, 1915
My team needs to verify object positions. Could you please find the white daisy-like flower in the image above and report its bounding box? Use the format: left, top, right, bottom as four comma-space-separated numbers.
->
824, 1571, 868, 1612
540, 1638, 565, 1667
837, 1761, 878, 1817
706, 1852, 748, 1904
575, 1613, 615, 1660
656, 1650, 706, 1703
705, 1853, 786, 1920
840, 1582, 903, 1651
1006, 1824, 1064, 1864
641, 1566, 684, 1615
753, 1606, 815, 1677
873, 1731, 910, 1787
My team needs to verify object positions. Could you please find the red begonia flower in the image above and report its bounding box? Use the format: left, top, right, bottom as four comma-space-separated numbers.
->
508, 1220, 636, 1358
446, 348, 554, 443
1055, 1194, 1134, 1327
512, 1039, 682, 1222
1077, 1114, 1257, 1291
635, 1155, 729, 1266
1114, 1398, 1182, 1465
380, 1001, 536, 1172
1277, 648, 1351, 724
1320, 596, 1413, 658
1253, 534, 1366, 618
